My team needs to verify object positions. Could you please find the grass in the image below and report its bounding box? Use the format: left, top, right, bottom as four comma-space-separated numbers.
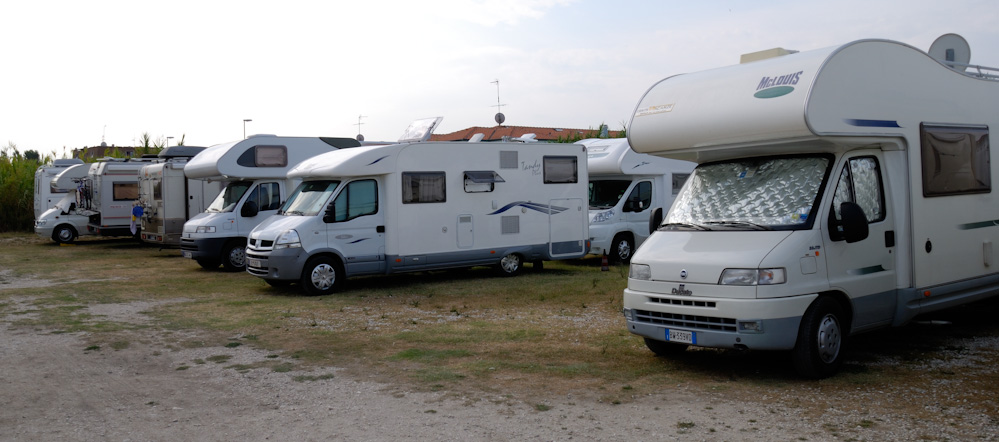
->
3, 232, 999, 416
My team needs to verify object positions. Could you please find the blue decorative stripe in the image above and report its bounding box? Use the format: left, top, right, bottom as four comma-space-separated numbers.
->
958, 219, 999, 230
367, 155, 390, 166
488, 201, 569, 215
845, 119, 901, 128
349, 238, 368, 244
847, 265, 887, 276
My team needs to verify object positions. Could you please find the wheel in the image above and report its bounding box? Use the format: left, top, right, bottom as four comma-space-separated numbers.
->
792, 297, 847, 379
495, 253, 522, 277
52, 225, 77, 244
301, 256, 344, 296
221, 240, 247, 272
610, 234, 634, 265
196, 258, 220, 270
644, 337, 689, 356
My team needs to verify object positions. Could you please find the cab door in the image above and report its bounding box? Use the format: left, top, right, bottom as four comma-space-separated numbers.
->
823, 152, 897, 329
326, 179, 385, 275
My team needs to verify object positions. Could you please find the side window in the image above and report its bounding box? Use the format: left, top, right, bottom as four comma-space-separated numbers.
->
332, 180, 378, 222
830, 156, 885, 238
402, 172, 446, 203
671, 173, 690, 196
258, 182, 281, 211
543, 156, 578, 184
112, 182, 139, 201
626, 181, 653, 212
463, 171, 505, 193
920, 124, 990, 196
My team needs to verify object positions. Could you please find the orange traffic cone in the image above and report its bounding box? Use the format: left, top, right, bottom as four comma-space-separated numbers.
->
601, 254, 609, 271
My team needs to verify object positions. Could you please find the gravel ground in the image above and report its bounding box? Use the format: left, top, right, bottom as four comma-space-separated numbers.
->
2, 294, 998, 441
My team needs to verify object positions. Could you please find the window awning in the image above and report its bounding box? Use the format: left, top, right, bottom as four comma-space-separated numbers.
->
464, 171, 506, 183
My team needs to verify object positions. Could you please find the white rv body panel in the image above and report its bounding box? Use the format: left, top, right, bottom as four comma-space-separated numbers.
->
623, 38, 999, 377
138, 147, 222, 246
33, 159, 84, 219
245, 141, 589, 294
85, 159, 158, 237
580, 138, 694, 263
179, 136, 357, 270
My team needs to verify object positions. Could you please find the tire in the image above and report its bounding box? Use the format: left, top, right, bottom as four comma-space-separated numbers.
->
495, 253, 523, 277
792, 297, 847, 379
301, 256, 344, 296
196, 258, 220, 270
52, 225, 77, 244
221, 240, 247, 272
644, 337, 689, 356
610, 234, 634, 265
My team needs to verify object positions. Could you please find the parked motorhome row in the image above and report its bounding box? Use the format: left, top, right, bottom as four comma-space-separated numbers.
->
580, 138, 694, 264
623, 37, 999, 377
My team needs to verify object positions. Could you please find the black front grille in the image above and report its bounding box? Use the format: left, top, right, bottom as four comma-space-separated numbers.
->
649, 297, 716, 308
635, 309, 737, 332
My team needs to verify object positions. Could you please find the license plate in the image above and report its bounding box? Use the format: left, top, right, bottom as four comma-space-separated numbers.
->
247, 258, 262, 268
665, 328, 695, 344
182, 251, 192, 259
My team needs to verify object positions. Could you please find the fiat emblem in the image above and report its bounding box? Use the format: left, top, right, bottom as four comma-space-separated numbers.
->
680, 269, 688, 279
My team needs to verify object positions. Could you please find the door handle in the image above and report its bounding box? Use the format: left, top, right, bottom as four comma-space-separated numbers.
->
885, 230, 895, 248
377, 225, 385, 233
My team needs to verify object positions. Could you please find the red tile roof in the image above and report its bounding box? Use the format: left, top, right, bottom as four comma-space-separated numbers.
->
429, 126, 623, 142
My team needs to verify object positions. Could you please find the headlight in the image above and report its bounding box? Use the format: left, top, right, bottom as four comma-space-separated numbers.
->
629, 263, 651, 280
35, 219, 47, 227
274, 229, 302, 249
718, 268, 786, 285
591, 209, 615, 223
196, 226, 216, 233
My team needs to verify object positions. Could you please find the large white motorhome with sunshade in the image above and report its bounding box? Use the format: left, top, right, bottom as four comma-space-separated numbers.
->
137, 146, 223, 246
622, 35, 999, 378
180, 135, 362, 271
245, 141, 589, 295
580, 138, 694, 264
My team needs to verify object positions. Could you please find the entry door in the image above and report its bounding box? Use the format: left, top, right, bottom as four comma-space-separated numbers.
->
327, 179, 385, 275
549, 198, 586, 257
624, 180, 654, 242
823, 152, 897, 328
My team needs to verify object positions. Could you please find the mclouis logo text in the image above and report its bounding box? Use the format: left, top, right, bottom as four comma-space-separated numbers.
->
754, 70, 804, 98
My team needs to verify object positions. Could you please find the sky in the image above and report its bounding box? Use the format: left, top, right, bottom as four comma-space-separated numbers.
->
2, 0, 998, 159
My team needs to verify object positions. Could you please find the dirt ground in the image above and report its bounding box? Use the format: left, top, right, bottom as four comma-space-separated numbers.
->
2, 281, 999, 440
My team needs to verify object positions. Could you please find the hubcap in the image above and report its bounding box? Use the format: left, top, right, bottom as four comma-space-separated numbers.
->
228, 247, 246, 267
57, 228, 73, 242
616, 240, 631, 260
311, 264, 336, 290
500, 254, 520, 273
816, 314, 841, 363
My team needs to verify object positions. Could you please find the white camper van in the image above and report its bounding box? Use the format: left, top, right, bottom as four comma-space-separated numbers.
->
180, 136, 361, 271
85, 158, 159, 237
622, 36, 999, 378
138, 146, 222, 246
245, 141, 590, 295
581, 138, 693, 264
33, 158, 84, 220
34, 163, 92, 244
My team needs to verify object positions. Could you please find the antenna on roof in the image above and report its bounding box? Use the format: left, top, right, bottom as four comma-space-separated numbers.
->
355, 115, 366, 142
491, 79, 506, 126
929, 33, 971, 72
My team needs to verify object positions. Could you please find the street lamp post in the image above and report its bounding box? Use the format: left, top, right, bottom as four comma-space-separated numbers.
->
166, 136, 174, 148
243, 119, 252, 139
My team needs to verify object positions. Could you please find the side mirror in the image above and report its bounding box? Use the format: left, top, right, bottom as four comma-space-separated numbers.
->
322, 202, 336, 223
241, 200, 259, 218
839, 202, 869, 243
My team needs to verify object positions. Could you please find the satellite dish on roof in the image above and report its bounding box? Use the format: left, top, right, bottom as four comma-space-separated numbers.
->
929, 33, 971, 72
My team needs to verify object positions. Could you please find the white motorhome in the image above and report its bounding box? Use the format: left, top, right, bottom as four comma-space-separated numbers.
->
85, 158, 159, 237
137, 146, 222, 246
245, 141, 590, 295
581, 138, 693, 264
180, 136, 361, 271
622, 36, 999, 378
33, 158, 84, 220
34, 163, 92, 243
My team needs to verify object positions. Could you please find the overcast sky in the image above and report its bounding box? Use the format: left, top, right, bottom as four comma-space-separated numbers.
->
3, 0, 997, 158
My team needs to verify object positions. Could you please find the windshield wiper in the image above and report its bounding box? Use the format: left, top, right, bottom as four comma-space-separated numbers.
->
659, 222, 710, 231
284, 210, 305, 216
704, 221, 772, 231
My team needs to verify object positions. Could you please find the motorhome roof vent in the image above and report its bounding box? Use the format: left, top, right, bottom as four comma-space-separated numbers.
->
740, 47, 798, 64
